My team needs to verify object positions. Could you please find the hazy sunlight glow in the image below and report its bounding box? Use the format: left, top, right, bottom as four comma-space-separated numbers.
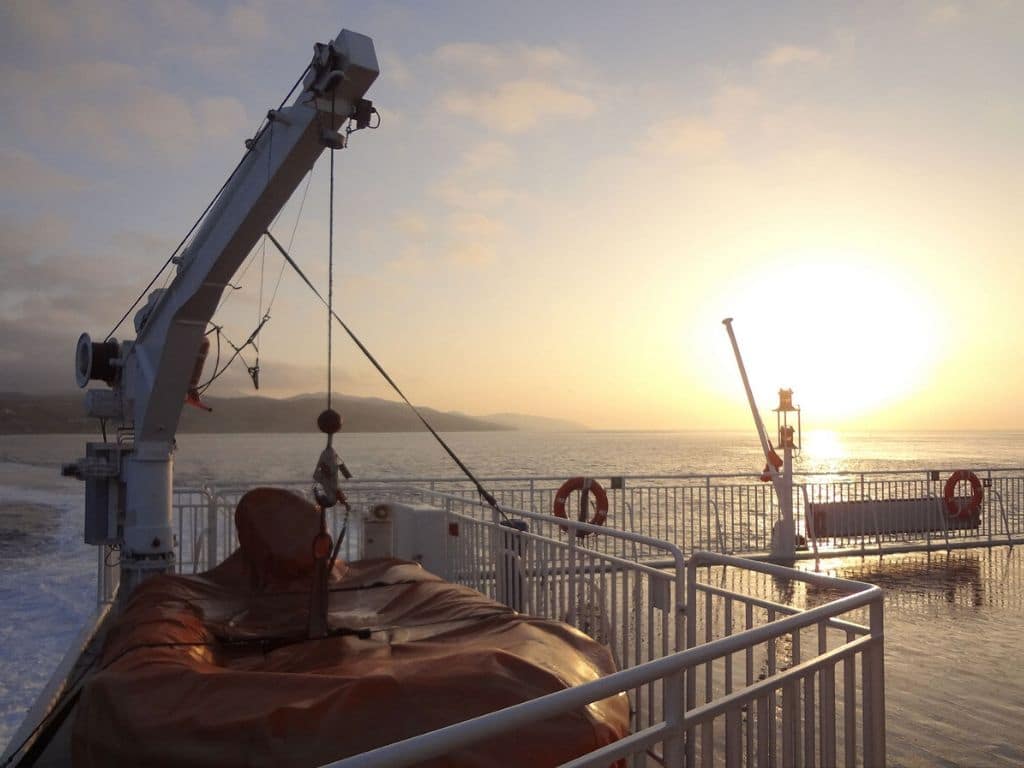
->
705, 256, 942, 427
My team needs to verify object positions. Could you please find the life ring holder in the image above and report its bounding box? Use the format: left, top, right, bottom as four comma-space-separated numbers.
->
553, 477, 608, 538
943, 470, 983, 519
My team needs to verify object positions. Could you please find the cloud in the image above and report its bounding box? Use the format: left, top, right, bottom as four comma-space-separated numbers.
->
459, 141, 515, 175
197, 97, 250, 139
927, 3, 963, 24
433, 43, 576, 76
385, 245, 430, 275
444, 211, 504, 266
125, 88, 199, 149
432, 140, 518, 211
227, 4, 268, 41
393, 212, 429, 237
433, 42, 596, 134
448, 211, 504, 242
379, 52, 412, 87
3, 57, 250, 162
3, 1, 74, 44
0, 215, 140, 378
642, 117, 727, 159
0, 318, 80, 393
448, 243, 496, 266
443, 79, 595, 134
0, 149, 88, 198
3, 0, 145, 49
759, 45, 829, 69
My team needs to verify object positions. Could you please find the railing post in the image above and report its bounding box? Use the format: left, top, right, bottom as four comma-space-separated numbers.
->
497, 519, 528, 611
567, 525, 578, 624
863, 593, 886, 767
96, 546, 103, 606
663, 668, 685, 767
205, 490, 219, 571
685, 556, 698, 767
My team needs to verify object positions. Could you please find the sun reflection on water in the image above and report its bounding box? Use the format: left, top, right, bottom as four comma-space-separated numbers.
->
798, 428, 848, 478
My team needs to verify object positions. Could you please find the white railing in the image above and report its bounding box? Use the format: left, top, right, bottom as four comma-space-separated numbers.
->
426, 488, 686, 746
683, 553, 885, 767
95, 468, 1023, 603
318, 552, 884, 768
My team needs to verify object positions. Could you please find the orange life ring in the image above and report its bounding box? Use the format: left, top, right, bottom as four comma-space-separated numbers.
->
943, 470, 983, 519
553, 477, 608, 537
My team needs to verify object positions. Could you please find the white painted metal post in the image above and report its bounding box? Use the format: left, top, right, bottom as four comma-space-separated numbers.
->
864, 596, 886, 766
685, 558, 697, 767
663, 668, 685, 766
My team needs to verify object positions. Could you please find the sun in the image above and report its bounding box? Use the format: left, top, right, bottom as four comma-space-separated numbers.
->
701, 253, 943, 425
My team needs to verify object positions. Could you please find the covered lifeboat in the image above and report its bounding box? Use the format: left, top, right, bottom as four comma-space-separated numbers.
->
72, 488, 629, 767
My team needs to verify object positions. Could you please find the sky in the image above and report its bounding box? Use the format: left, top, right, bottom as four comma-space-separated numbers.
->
0, 1, 1021, 431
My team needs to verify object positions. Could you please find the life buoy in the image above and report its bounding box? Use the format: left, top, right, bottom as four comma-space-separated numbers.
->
943, 470, 983, 519
553, 477, 608, 537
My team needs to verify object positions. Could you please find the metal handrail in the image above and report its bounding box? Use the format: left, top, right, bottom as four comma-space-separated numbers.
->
320, 550, 883, 768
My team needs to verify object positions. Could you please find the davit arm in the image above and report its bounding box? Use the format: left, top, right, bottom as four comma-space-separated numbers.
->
66, 29, 379, 594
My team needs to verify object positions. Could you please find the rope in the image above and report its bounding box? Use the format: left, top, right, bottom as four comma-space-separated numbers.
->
195, 316, 270, 395
263, 231, 508, 521
251, 120, 276, 388
327, 113, 335, 411
266, 168, 314, 309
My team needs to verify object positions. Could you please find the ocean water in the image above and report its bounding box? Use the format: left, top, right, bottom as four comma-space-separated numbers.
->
0, 429, 1021, 761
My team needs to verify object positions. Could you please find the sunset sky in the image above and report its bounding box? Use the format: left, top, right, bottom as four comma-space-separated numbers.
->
1, 1, 1021, 431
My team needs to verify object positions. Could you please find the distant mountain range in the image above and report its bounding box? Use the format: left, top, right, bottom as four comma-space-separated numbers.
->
0, 392, 588, 434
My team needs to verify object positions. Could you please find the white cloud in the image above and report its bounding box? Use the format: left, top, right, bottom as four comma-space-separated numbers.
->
386, 244, 430, 274
151, 0, 217, 36
643, 117, 727, 159
432, 140, 518, 211
433, 42, 595, 134
449, 211, 504, 241
227, 4, 268, 41
197, 97, 250, 139
434, 181, 515, 211
393, 212, 429, 237
459, 141, 514, 175
0, 149, 88, 198
4, 1, 74, 43
927, 3, 963, 24
433, 43, 575, 76
379, 52, 412, 87
448, 242, 496, 266
760, 45, 829, 69
125, 88, 198, 149
444, 79, 595, 134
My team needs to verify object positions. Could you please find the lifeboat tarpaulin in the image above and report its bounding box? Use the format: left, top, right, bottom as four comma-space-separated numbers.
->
73, 488, 629, 767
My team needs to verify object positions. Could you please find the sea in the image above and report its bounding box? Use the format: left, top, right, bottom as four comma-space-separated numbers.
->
1, 429, 1022, 764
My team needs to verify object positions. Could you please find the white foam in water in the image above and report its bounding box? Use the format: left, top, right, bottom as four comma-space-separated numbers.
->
0, 463, 93, 750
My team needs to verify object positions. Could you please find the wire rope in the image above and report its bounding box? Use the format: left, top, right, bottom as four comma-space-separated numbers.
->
263, 231, 509, 520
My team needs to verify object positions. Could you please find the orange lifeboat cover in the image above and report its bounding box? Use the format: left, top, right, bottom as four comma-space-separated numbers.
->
72, 488, 628, 767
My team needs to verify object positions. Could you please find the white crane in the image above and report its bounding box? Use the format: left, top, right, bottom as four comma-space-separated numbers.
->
63, 29, 379, 596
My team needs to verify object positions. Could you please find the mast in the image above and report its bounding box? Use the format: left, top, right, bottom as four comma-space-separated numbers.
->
64, 30, 379, 597
722, 318, 797, 560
